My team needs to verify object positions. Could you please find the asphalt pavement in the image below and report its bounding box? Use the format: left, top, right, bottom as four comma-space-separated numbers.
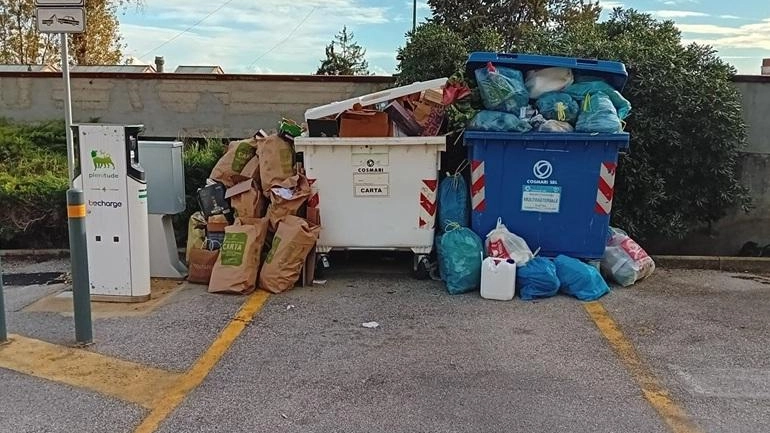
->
1, 255, 769, 433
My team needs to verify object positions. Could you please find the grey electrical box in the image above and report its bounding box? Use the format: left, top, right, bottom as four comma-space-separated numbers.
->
138, 141, 186, 215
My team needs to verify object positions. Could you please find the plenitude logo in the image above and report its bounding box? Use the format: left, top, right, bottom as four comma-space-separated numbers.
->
89, 149, 119, 179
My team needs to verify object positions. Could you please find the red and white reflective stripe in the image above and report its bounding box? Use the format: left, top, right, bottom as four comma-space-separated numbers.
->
418, 179, 438, 229
471, 160, 486, 212
595, 162, 617, 215
307, 178, 319, 208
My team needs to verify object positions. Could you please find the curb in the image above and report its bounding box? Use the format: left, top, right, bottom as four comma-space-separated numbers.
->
0, 249, 69, 258
652, 255, 770, 274
2, 250, 769, 273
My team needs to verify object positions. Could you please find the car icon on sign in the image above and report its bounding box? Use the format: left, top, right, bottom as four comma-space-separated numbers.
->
58, 16, 79, 25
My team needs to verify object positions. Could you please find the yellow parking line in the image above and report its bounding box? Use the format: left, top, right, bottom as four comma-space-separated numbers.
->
0, 335, 181, 408
133, 290, 270, 433
583, 301, 704, 433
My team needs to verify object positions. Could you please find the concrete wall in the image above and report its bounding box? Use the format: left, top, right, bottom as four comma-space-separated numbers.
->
0, 72, 395, 138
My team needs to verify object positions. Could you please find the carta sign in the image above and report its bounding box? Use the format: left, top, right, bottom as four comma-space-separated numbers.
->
88, 200, 123, 208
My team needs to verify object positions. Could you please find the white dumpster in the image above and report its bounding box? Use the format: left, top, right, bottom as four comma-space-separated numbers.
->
294, 136, 446, 276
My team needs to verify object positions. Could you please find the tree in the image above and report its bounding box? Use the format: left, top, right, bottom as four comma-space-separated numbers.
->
316, 26, 370, 76
0, 0, 138, 65
428, 0, 600, 51
520, 9, 750, 240
395, 23, 501, 85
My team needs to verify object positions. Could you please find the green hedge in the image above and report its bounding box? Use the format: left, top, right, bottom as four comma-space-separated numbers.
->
0, 119, 226, 249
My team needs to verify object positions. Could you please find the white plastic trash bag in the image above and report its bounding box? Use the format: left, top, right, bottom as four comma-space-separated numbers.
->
601, 228, 655, 287
485, 217, 534, 267
525, 67, 574, 99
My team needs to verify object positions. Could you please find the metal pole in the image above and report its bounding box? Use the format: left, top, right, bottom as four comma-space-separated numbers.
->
61, 33, 75, 188
0, 257, 8, 344
412, 0, 417, 33
67, 190, 92, 345
61, 33, 93, 345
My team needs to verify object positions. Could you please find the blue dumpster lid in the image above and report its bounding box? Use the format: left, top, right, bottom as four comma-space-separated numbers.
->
466, 52, 628, 91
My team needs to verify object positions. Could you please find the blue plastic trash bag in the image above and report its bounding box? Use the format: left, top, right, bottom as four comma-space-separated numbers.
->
468, 110, 532, 133
437, 172, 469, 230
517, 257, 560, 301
536, 92, 579, 123
575, 92, 623, 133
438, 223, 484, 295
554, 255, 610, 301
475, 62, 529, 114
564, 80, 631, 120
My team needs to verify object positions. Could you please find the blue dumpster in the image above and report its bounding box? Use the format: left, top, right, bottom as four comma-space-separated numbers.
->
465, 53, 630, 260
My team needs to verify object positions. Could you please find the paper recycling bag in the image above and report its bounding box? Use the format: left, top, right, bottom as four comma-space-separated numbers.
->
258, 134, 295, 194
227, 180, 267, 219
187, 247, 219, 285
208, 217, 269, 294
185, 211, 207, 263
210, 138, 259, 187
266, 174, 311, 231
259, 215, 320, 294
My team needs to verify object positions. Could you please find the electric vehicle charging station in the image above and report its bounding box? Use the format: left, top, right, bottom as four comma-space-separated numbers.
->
74, 124, 151, 302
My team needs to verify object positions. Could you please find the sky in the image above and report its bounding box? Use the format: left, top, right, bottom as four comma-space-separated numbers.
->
118, 0, 770, 75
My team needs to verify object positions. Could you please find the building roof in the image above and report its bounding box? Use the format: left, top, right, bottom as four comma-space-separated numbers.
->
70, 65, 156, 73
174, 65, 225, 74
0, 64, 59, 72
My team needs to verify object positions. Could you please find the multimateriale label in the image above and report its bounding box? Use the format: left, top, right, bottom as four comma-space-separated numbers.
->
521, 185, 561, 213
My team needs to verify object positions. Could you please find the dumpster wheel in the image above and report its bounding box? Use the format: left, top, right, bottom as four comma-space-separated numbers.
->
315, 254, 331, 279
413, 255, 431, 280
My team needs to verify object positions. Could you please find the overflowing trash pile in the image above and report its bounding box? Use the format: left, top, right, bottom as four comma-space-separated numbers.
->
185, 122, 321, 295
448, 61, 631, 134
182, 51, 654, 302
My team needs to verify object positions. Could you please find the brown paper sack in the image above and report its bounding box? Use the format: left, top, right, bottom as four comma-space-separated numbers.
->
239, 150, 261, 182
208, 217, 269, 294
226, 180, 267, 219
187, 248, 219, 284
210, 138, 259, 187
258, 135, 295, 194
259, 215, 320, 294
266, 175, 311, 231
185, 211, 207, 263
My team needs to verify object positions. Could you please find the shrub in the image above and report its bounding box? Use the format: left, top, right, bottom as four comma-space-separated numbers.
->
0, 119, 228, 248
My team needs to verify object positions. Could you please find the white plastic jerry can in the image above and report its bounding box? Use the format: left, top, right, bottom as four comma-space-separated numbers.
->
481, 257, 517, 301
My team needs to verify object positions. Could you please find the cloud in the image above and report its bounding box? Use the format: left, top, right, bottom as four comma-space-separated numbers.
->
659, 0, 699, 5
677, 18, 770, 51
650, 10, 709, 18
599, 1, 624, 9
369, 64, 393, 76
719, 15, 742, 20
120, 0, 393, 73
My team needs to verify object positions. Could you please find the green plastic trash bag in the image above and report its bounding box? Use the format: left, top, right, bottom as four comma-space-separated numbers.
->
575, 92, 623, 133
468, 110, 532, 133
536, 92, 579, 123
437, 169, 470, 231
517, 257, 560, 301
554, 255, 610, 301
438, 223, 484, 295
475, 62, 529, 114
564, 80, 631, 120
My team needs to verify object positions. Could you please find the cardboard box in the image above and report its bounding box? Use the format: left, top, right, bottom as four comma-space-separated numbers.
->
307, 117, 339, 137
414, 101, 446, 136
339, 109, 390, 137
225, 179, 266, 219
385, 101, 423, 136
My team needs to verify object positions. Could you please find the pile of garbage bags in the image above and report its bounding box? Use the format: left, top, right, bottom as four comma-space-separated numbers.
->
186, 122, 321, 296
434, 210, 655, 301
467, 62, 631, 134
